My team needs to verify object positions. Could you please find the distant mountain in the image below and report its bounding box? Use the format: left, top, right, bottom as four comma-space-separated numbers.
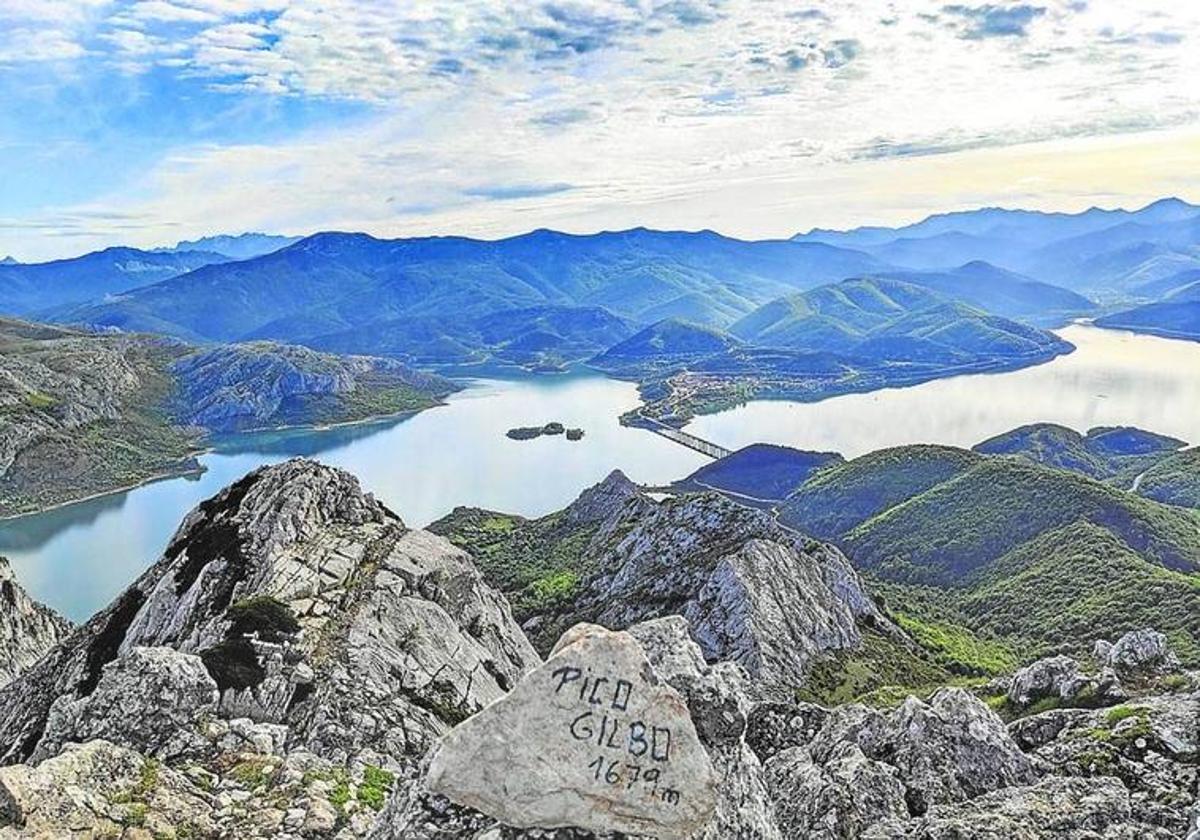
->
0, 247, 229, 315
878, 261, 1095, 326
973, 423, 1185, 481
56, 229, 887, 355
795, 198, 1200, 296
160, 232, 301, 260
592, 278, 1072, 423
0, 256, 17, 265
1131, 268, 1200, 300
729, 277, 1070, 364
590, 318, 742, 373
308, 304, 638, 368
1095, 299, 1200, 341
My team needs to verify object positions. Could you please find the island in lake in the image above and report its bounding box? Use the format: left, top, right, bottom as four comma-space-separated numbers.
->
506, 422, 585, 441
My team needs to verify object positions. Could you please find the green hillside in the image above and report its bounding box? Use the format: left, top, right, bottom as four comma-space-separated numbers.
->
777, 445, 982, 539
1137, 448, 1200, 508
842, 458, 1200, 583
778, 438, 1200, 664
973, 423, 1185, 485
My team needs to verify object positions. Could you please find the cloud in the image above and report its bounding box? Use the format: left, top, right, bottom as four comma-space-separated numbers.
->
463, 183, 575, 201
3, 0, 1200, 261
942, 4, 1046, 38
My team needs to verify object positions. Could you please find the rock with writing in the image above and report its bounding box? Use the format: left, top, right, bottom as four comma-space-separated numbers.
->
425, 622, 718, 838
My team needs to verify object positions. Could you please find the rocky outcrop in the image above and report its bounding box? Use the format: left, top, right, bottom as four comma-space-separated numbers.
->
425, 623, 717, 839
875, 776, 1166, 839
1009, 690, 1199, 835
1099, 628, 1182, 678
0, 459, 538, 838
0, 739, 218, 838
171, 341, 456, 432
532, 480, 893, 696
1007, 654, 1084, 706
0, 558, 69, 690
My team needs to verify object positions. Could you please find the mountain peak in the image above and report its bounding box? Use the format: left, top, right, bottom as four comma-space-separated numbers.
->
0, 255, 17, 265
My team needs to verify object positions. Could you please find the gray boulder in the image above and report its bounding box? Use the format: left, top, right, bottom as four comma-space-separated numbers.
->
1006, 655, 1082, 707
1102, 629, 1181, 677
33, 646, 218, 762
765, 743, 908, 839
809, 689, 1036, 816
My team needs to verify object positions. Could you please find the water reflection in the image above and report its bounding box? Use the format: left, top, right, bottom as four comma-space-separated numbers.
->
688, 325, 1200, 457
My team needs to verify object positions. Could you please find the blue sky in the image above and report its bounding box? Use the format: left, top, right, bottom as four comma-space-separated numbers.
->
1, 0, 1199, 260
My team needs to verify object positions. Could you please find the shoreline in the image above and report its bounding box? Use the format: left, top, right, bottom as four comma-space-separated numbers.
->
0, 400, 454, 525
0, 461, 206, 525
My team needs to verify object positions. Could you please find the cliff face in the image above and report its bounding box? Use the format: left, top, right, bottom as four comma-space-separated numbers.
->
0, 558, 70, 689
0, 459, 538, 837
169, 341, 457, 432
433, 469, 893, 697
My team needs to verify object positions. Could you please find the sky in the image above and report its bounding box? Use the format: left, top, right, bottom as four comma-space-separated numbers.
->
1, 0, 1199, 261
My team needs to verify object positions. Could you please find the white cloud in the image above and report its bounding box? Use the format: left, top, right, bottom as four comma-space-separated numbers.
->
2, 0, 1200, 259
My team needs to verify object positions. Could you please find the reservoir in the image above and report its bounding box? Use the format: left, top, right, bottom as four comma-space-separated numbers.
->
4, 324, 1198, 620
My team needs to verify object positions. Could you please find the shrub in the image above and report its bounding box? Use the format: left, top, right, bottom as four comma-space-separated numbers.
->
226, 596, 300, 642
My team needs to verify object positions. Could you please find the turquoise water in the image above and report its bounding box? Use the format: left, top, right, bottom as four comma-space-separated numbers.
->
1, 372, 708, 621
5, 324, 1199, 621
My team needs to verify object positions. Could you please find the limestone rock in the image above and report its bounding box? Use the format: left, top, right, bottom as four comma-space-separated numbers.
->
0, 558, 69, 690
426, 623, 718, 839
629, 616, 780, 840
1006, 655, 1081, 707
568, 490, 893, 695
33, 646, 218, 763
0, 459, 537, 776
765, 743, 908, 839
0, 739, 215, 838
1101, 629, 1181, 677
870, 776, 1164, 839
1013, 692, 1199, 835
807, 689, 1035, 816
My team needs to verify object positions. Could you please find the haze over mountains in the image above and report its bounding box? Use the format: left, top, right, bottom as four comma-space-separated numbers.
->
0, 197, 1194, 378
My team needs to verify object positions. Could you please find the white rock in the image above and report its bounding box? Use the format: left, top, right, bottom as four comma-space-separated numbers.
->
425, 623, 718, 838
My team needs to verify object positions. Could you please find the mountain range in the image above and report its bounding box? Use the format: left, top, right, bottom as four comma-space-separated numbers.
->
795, 196, 1200, 297
593, 276, 1073, 422
156, 232, 302, 260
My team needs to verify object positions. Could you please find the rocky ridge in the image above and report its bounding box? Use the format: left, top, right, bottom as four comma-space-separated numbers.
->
433, 470, 896, 698
0, 557, 70, 689
0, 459, 537, 837
1, 462, 1197, 838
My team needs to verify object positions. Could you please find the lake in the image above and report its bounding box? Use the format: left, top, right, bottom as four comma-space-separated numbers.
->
4, 323, 1199, 621
690, 324, 1200, 457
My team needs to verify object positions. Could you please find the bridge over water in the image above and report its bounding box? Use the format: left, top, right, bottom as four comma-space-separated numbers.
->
636, 416, 732, 460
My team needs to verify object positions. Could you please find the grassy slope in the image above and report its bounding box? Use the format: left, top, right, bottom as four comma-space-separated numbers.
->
843, 458, 1200, 583
1137, 448, 1200, 508
779, 443, 1200, 670
428, 506, 606, 650
778, 445, 982, 539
